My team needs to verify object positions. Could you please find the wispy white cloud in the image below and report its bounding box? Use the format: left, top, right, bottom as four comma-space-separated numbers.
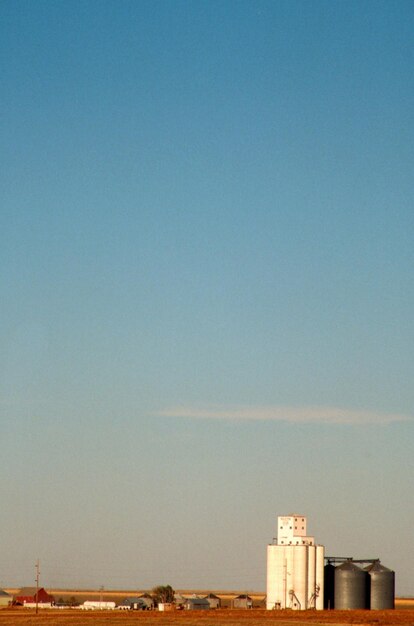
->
157, 405, 411, 425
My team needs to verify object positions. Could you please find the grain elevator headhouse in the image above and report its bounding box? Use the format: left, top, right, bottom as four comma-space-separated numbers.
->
266, 514, 324, 610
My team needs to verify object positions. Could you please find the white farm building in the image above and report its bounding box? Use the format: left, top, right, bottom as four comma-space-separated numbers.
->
266, 514, 324, 610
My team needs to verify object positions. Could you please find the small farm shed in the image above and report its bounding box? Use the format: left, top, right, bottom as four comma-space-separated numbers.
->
118, 597, 143, 610
119, 596, 154, 610
0, 590, 12, 608
184, 597, 210, 610
14, 587, 54, 605
205, 593, 221, 609
138, 593, 155, 609
232, 594, 253, 609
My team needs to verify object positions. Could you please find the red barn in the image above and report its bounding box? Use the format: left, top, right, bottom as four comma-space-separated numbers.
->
14, 587, 54, 605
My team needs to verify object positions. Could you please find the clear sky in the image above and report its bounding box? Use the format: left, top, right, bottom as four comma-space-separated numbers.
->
1, 0, 413, 595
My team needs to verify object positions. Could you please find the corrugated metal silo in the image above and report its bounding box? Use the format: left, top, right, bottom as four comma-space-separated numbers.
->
334, 561, 368, 609
324, 563, 335, 609
365, 561, 395, 609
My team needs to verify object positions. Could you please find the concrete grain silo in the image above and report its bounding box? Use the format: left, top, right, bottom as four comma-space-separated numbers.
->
266, 514, 324, 610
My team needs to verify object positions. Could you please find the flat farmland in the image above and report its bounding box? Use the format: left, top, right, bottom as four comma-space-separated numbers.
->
0, 607, 413, 626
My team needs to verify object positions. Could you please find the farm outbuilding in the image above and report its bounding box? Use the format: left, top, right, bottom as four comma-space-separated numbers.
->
205, 593, 221, 609
232, 594, 253, 609
184, 597, 210, 610
14, 587, 54, 606
81, 601, 116, 610
138, 594, 155, 609
118, 597, 144, 610
119, 595, 154, 610
0, 590, 12, 608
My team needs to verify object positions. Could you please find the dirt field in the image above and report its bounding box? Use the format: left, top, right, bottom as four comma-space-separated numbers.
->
0, 606, 413, 626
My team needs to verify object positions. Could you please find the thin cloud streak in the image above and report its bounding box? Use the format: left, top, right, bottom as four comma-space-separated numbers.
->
158, 405, 411, 425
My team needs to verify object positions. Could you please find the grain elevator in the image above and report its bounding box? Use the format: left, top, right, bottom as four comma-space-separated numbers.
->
266, 514, 324, 610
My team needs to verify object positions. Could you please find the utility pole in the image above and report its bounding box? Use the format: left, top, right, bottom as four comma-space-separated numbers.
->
35, 560, 40, 615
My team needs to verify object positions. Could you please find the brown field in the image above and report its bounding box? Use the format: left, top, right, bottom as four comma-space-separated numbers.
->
2, 591, 412, 626
0, 605, 413, 626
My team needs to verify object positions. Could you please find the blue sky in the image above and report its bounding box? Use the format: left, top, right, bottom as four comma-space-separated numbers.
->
1, 0, 413, 595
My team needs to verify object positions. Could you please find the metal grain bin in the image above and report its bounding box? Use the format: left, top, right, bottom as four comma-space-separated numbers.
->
324, 563, 336, 609
365, 561, 395, 610
334, 561, 368, 609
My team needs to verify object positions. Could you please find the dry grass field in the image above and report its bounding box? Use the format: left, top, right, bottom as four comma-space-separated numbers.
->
2, 591, 412, 626
0, 606, 413, 626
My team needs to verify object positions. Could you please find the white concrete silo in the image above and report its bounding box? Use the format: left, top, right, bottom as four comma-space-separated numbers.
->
315, 546, 325, 609
266, 514, 324, 610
